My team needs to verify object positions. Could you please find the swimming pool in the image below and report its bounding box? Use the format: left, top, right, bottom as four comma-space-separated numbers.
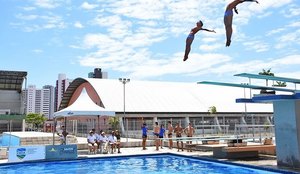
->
0, 154, 294, 174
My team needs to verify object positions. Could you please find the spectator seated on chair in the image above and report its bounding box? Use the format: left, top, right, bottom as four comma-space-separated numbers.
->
115, 130, 121, 153
101, 132, 109, 154
87, 131, 97, 154
96, 130, 104, 153
92, 128, 100, 151
108, 131, 116, 154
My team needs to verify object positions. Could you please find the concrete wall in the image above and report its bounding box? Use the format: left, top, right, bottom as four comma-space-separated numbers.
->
273, 100, 300, 168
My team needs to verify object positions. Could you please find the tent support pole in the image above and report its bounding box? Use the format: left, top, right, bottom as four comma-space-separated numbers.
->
52, 118, 56, 145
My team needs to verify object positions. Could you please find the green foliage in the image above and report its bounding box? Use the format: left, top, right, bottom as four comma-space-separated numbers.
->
258, 68, 274, 76
259, 68, 274, 86
273, 81, 287, 87
208, 106, 217, 114
108, 117, 120, 131
25, 113, 47, 130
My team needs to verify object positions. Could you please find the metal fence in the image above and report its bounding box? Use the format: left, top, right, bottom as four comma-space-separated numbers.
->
62, 115, 275, 139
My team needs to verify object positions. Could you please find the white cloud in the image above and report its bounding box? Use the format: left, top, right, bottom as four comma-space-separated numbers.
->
76, 0, 298, 81
74, 21, 84, 28
80, 2, 98, 10
33, 0, 62, 9
199, 43, 223, 52
266, 28, 286, 36
16, 14, 38, 20
32, 49, 43, 54
22, 6, 36, 11
106, 0, 166, 20
282, 7, 300, 17
248, 0, 293, 13
188, 54, 300, 79
288, 21, 300, 27
14, 13, 66, 32
275, 29, 300, 49
243, 40, 270, 52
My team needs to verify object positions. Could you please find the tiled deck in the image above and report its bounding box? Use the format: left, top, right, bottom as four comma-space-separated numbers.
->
1, 136, 299, 173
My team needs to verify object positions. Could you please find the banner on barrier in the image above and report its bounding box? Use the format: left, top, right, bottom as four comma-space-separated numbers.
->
9, 146, 45, 162
45, 145, 77, 160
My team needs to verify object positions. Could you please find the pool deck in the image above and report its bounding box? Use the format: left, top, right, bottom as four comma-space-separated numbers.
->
0, 136, 299, 173
1, 146, 298, 173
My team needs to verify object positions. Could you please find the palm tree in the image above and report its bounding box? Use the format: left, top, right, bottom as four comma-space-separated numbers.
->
258, 68, 274, 86
273, 81, 286, 87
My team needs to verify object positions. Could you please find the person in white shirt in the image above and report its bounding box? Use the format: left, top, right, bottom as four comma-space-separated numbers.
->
87, 131, 97, 154
108, 131, 116, 153
101, 132, 109, 154
96, 131, 105, 153
92, 129, 100, 152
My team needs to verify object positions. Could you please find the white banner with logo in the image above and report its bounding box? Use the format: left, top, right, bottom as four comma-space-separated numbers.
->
8, 146, 46, 162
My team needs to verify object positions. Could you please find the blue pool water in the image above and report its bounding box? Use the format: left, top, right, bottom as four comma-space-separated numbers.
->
0, 154, 293, 174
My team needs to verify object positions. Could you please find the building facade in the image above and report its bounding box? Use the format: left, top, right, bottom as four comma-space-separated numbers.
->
88, 68, 108, 79
0, 70, 27, 132
59, 78, 274, 138
23, 85, 55, 119
55, 74, 72, 112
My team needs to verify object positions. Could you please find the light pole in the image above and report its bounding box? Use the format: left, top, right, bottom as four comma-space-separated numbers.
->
119, 78, 130, 146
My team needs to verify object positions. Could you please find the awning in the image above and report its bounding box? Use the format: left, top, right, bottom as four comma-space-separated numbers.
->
53, 88, 115, 118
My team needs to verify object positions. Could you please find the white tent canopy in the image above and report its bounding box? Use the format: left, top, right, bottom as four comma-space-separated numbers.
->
53, 88, 115, 118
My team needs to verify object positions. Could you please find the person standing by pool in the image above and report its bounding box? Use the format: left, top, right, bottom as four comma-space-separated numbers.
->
153, 122, 160, 151
141, 122, 148, 150
159, 124, 166, 149
184, 122, 195, 152
174, 122, 184, 152
167, 121, 174, 149
57, 125, 68, 145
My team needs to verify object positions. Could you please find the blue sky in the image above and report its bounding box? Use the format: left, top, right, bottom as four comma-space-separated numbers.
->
1, 0, 300, 88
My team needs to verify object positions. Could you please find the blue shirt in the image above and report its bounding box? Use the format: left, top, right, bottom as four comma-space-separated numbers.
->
159, 128, 165, 137
141, 126, 148, 136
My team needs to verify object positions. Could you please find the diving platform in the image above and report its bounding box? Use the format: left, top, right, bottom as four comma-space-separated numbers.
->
198, 73, 300, 169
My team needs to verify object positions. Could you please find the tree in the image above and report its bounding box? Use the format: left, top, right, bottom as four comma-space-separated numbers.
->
25, 113, 47, 131
108, 117, 120, 131
208, 106, 217, 114
258, 68, 274, 86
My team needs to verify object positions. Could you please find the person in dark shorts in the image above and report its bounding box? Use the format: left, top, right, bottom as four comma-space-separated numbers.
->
174, 122, 184, 152
141, 122, 148, 150
167, 121, 173, 149
159, 124, 166, 149
153, 122, 160, 151
115, 130, 121, 153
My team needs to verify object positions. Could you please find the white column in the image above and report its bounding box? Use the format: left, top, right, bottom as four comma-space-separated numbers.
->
120, 116, 125, 133
22, 119, 26, 132
153, 117, 158, 123
185, 116, 190, 127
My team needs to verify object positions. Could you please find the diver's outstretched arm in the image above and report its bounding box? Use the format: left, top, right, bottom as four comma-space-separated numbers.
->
201, 28, 216, 33
242, 0, 259, 3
